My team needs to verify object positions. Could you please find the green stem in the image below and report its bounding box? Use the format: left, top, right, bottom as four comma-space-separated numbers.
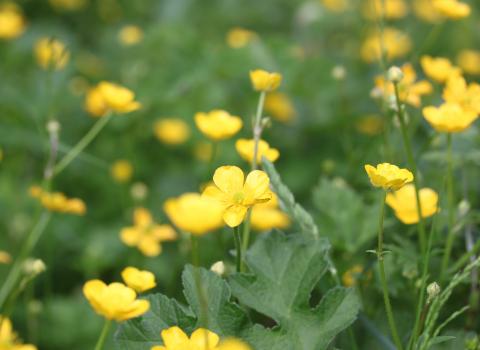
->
53, 113, 113, 176
94, 319, 112, 350
377, 191, 404, 350
191, 235, 200, 267
449, 238, 480, 274
233, 226, 243, 272
441, 133, 455, 280
241, 209, 252, 253
190, 235, 209, 328
252, 91, 266, 171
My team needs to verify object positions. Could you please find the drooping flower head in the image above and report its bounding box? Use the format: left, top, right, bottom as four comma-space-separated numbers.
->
386, 184, 439, 224
34, 37, 70, 70
195, 110, 242, 141
235, 139, 279, 165
364, 163, 413, 190
249, 69, 282, 92
121, 267, 156, 293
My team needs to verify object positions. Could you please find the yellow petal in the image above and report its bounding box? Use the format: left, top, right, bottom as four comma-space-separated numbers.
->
223, 205, 248, 227
152, 225, 177, 241
117, 299, 150, 321
213, 166, 244, 194
120, 227, 141, 246
244, 170, 271, 203
161, 326, 189, 348
190, 328, 220, 348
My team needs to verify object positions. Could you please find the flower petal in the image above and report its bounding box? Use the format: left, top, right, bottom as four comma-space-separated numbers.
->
244, 170, 270, 202
223, 205, 248, 227
190, 328, 220, 348
161, 326, 189, 348
213, 166, 244, 194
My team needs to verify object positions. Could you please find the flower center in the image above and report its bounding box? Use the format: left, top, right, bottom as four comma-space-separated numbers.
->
233, 192, 245, 204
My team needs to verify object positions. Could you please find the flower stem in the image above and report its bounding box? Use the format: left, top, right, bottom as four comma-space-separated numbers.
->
53, 113, 113, 176
94, 319, 112, 350
377, 191, 404, 350
252, 91, 266, 171
441, 133, 455, 280
233, 226, 243, 272
190, 235, 209, 328
191, 235, 200, 267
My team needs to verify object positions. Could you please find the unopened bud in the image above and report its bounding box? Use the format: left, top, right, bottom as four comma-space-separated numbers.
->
130, 182, 148, 201
46, 120, 60, 134
210, 261, 225, 276
261, 117, 271, 129
23, 259, 46, 276
458, 200, 470, 218
388, 66, 404, 83
332, 65, 346, 81
370, 87, 383, 100
427, 282, 441, 302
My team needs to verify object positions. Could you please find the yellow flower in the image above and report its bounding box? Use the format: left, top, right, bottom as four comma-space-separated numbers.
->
118, 25, 143, 46
120, 208, 177, 257
195, 110, 242, 141
457, 50, 480, 76
163, 193, 224, 235
0, 251, 11, 264
154, 118, 191, 145
111, 160, 133, 183
249, 69, 282, 92
34, 37, 70, 70
420, 56, 461, 83
85, 81, 141, 117
202, 166, 271, 227
423, 103, 478, 133
83, 280, 150, 321
355, 115, 384, 135
374, 63, 432, 107
49, 0, 88, 11
0, 3, 26, 40
342, 265, 367, 287
361, 27, 411, 63
235, 139, 280, 164
433, 0, 470, 19
386, 184, 439, 224
364, 163, 413, 190
320, 0, 350, 12
362, 0, 409, 20
0, 316, 37, 350
194, 141, 213, 162
29, 186, 86, 215
251, 192, 290, 232
413, 0, 442, 23
217, 339, 252, 350
264, 92, 296, 123
151, 326, 219, 350
121, 267, 156, 293
442, 74, 480, 114
226, 27, 256, 48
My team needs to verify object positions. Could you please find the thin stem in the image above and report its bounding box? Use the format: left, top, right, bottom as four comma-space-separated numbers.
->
241, 209, 252, 253
449, 238, 480, 274
441, 133, 455, 280
377, 191, 404, 350
252, 91, 266, 170
94, 319, 112, 350
53, 113, 113, 176
233, 226, 243, 272
191, 235, 200, 267
190, 235, 209, 328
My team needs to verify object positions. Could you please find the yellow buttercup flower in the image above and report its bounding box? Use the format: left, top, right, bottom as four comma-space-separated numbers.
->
342, 265, 371, 287
154, 118, 190, 145
118, 25, 143, 46
49, 0, 88, 11
442, 74, 480, 114
0, 250, 11, 264
202, 166, 272, 227
163, 193, 224, 235
0, 3, 26, 40
457, 50, 480, 76
320, 0, 350, 12
226, 27, 256, 48
423, 103, 478, 133
386, 184, 439, 224
121, 267, 156, 293
361, 27, 411, 63
85, 81, 141, 117
420, 56, 461, 83
217, 339, 252, 350
195, 110, 242, 141
264, 92, 296, 123
413, 0, 442, 23
251, 192, 290, 231
83, 280, 150, 321
355, 115, 384, 135
249, 69, 282, 92
151, 326, 219, 350
111, 160, 133, 183
235, 139, 279, 164
0, 316, 37, 350
362, 0, 408, 20
364, 163, 413, 190
34, 37, 70, 70
120, 208, 177, 257
433, 0, 470, 19
29, 186, 86, 215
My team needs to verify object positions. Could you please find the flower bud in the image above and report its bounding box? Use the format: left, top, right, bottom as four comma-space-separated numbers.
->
388, 66, 404, 83
130, 182, 148, 201
210, 261, 225, 276
23, 259, 46, 276
332, 65, 346, 80
427, 282, 441, 302
46, 120, 61, 134
458, 200, 470, 218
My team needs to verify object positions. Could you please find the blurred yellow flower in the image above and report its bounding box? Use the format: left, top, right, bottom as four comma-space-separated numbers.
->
443, 74, 480, 114
386, 184, 439, 224
457, 50, 480, 76
0, 316, 37, 350
118, 25, 144, 46
364, 163, 413, 190
423, 103, 477, 133
111, 160, 133, 183
342, 265, 369, 287
151, 326, 219, 350
193, 141, 213, 162
29, 186, 86, 215
120, 208, 177, 257
49, 0, 88, 11
154, 118, 190, 145
249, 69, 282, 92
413, 0, 442, 23
195, 110, 242, 141
355, 115, 384, 135
203, 166, 271, 227
0, 3, 26, 40
121, 267, 156, 293
85, 81, 141, 117
251, 192, 290, 231
420, 56, 461, 83
163, 193, 224, 235
433, 0, 470, 19
83, 280, 150, 321
361, 27, 411, 63
362, 0, 409, 20
264, 92, 296, 123
235, 138, 280, 164
320, 0, 350, 12
226, 27, 256, 48
374, 63, 432, 107
34, 37, 70, 70
0, 251, 11, 264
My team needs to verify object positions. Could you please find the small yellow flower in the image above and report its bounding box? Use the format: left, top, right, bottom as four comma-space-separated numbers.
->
264, 92, 296, 123
423, 103, 478, 133
29, 186, 86, 215
151, 326, 219, 350
386, 184, 439, 224
362, 0, 409, 20
111, 160, 133, 183
361, 27, 411, 63
154, 118, 191, 145
120, 208, 177, 257
0, 316, 37, 350
433, 0, 470, 19
118, 25, 143, 46
85, 81, 141, 117
0, 3, 26, 40
194, 110, 242, 141
217, 339, 252, 350
249, 69, 282, 92
442, 74, 480, 114
83, 280, 150, 321
226, 27, 256, 48
364, 163, 414, 190
163, 193, 224, 235
413, 0, 442, 23
251, 193, 290, 232
457, 50, 480, 76
235, 139, 280, 164
342, 265, 366, 287
320, 0, 350, 12
355, 115, 384, 135
34, 37, 70, 70
0, 250, 11, 264
49, 0, 88, 11
121, 267, 156, 293
420, 56, 462, 83
202, 166, 271, 227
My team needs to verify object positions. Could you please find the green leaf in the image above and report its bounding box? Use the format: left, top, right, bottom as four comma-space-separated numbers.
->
229, 232, 361, 350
